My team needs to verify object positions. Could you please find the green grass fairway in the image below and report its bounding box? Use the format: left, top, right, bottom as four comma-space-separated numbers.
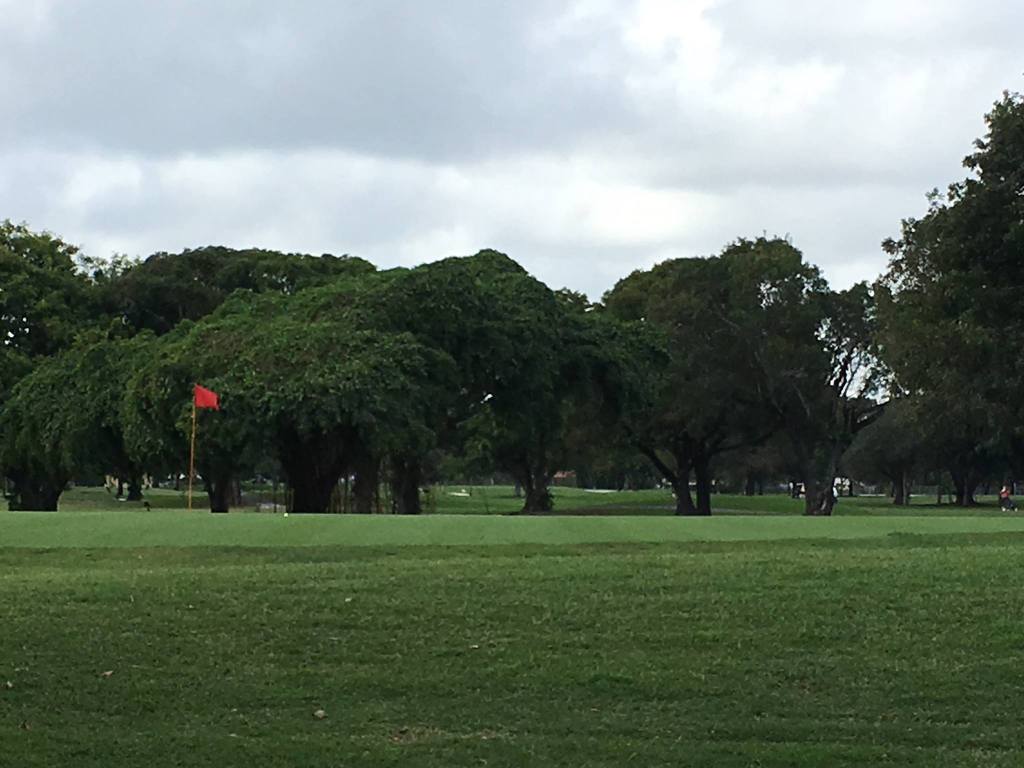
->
7, 509, 1024, 548
51, 484, 686, 515
52, 484, 1013, 517
5, 534, 1024, 766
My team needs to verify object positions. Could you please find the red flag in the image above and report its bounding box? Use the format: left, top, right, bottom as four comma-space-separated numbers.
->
193, 384, 220, 410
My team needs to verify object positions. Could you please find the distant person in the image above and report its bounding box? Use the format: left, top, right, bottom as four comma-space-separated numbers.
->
1000, 485, 1017, 511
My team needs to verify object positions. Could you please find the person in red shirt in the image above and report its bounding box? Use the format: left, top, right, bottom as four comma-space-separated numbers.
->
1000, 485, 1017, 511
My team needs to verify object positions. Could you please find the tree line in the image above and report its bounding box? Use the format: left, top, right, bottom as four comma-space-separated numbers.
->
2, 92, 1022, 516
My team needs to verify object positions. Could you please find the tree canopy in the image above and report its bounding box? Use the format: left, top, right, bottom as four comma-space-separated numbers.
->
879, 90, 1024, 503
4, 89, 1023, 515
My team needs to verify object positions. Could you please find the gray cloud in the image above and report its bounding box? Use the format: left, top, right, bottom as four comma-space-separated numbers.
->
1, 0, 1021, 297
1, 1, 635, 160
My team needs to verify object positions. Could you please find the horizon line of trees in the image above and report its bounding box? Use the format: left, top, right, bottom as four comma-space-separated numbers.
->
2, 90, 1022, 516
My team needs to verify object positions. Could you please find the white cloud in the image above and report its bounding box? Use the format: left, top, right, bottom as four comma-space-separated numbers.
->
60, 157, 144, 210
0, 0, 54, 38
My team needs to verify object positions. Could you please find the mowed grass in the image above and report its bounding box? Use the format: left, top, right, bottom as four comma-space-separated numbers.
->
9, 508, 1024, 548
53, 485, 683, 515
54, 484, 1014, 517
6, 491, 1024, 765
4, 534, 1024, 766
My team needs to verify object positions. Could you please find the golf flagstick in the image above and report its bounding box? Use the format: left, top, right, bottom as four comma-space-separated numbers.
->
187, 384, 220, 513
188, 395, 197, 513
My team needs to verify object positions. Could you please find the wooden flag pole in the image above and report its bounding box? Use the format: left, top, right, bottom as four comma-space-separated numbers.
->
187, 394, 197, 513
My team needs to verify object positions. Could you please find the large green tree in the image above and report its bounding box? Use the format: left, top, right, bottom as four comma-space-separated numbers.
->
0, 221, 100, 359
561, 303, 663, 493
772, 281, 882, 515
103, 245, 375, 335
123, 319, 263, 514
1, 358, 76, 510
606, 238, 880, 516
125, 287, 451, 514
294, 251, 604, 514
606, 239, 812, 514
841, 399, 922, 505
1, 334, 149, 509
1, 222, 109, 506
879, 90, 1024, 504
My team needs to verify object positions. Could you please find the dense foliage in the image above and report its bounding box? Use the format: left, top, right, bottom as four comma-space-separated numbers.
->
878, 90, 1024, 505
2, 91, 1022, 514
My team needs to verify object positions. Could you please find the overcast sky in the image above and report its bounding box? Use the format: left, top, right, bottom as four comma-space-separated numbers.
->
1, 1, 1021, 297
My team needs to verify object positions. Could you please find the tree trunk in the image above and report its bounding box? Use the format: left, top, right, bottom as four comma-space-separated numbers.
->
516, 467, 553, 514
964, 484, 979, 506
671, 454, 697, 516
803, 449, 841, 516
126, 475, 143, 502
673, 477, 696, 514
204, 472, 233, 513
6, 471, 64, 511
744, 473, 756, 497
636, 443, 696, 515
391, 457, 423, 515
804, 478, 836, 516
13, 485, 62, 511
290, 476, 336, 513
278, 431, 348, 514
522, 482, 552, 513
892, 475, 906, 506
352, 452, 379, 514
693, 455, 713, 516
950, 466, 979, 507
953, 477, 966, 506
